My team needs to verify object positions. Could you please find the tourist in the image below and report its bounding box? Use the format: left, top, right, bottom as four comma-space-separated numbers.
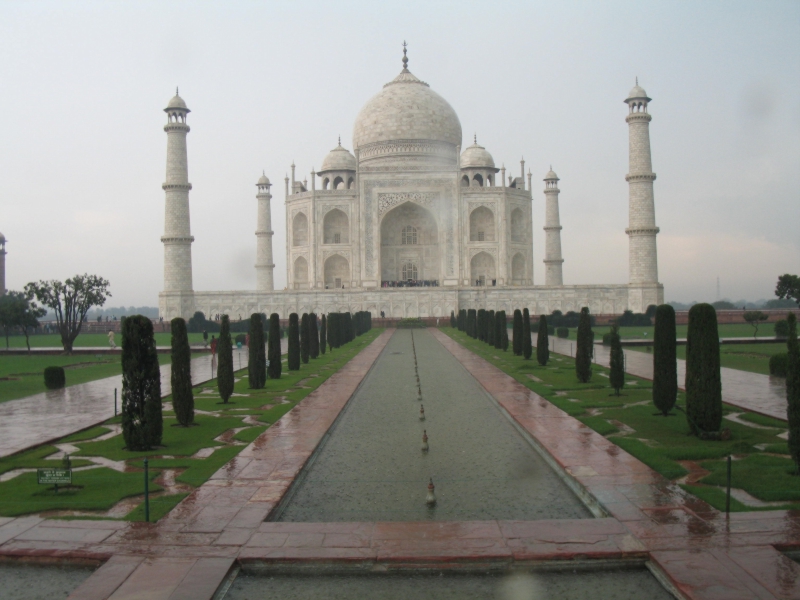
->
210, 335, 217, 356
203, 330, 208, 347
107, 330, 116, 348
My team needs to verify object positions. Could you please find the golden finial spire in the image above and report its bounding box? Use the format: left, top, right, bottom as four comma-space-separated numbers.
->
402, 41, 409, 71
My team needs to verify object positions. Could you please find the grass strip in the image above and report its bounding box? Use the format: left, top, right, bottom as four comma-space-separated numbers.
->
125, 493, 189, 522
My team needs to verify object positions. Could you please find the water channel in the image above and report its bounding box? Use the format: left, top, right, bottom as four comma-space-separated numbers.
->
273, 329, 590, 522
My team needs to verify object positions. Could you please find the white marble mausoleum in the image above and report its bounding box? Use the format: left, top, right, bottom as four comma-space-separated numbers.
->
159, 49, 663, 320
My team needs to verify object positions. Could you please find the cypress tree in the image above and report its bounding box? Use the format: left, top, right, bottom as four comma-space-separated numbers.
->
652, 304, 677, 416
536, 315, 549, 366
459, 309, 467, 331
248, 313, 266, 389
468, 309, 477, 338
608, 325, 624, 396
786, 313, 800, 473
121, 315, 162, 450
217, 315, 234, 403
450, 310, 455, 328
685, 303, 722, 435
494, 311, 503, 349
575, 307, 593, 383
500, 311, 509, 351
513, 309, 523, 356
267, 313, 281, 379
309, 313, 319, 359
487, 310, 495, 346
300, 313, 310, 364
170, 317, 194, 426
522, 308, 532, 360
319, 314, 327, 355
477, 309, 485, 341
288, 313, 300, 370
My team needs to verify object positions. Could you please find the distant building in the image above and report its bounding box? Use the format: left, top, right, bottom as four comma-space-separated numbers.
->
159, 49, 662, 319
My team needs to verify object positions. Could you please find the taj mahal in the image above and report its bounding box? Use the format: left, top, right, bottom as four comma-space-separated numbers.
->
158, 47, 663, 320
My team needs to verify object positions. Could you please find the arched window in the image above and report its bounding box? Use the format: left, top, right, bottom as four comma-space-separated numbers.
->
510, 208, 525, 243
322, 178, 329, 190
347, 177, 354, 189
473, 173, 484, 187
402, 225, 417, 245
333, 176, 344, 190
402, 262, 418, 281
461, 175, 469, 187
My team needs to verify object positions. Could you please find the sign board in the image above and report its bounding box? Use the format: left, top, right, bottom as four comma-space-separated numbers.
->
37, 468, 72, 485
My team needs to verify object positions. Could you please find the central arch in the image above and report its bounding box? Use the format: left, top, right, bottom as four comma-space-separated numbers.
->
380, 201, 439, 283
324, 254, 350, 289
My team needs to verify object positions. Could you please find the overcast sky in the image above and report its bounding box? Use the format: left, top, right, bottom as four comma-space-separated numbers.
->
1, 0, 798, 307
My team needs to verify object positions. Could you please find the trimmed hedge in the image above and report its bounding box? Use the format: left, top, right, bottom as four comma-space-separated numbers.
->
43, 366, 65, 389
685, 303, 722, 435
770, 353, 789, 377
556, 327, 569, 338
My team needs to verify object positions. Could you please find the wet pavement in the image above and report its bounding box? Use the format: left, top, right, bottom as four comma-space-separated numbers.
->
276, 329, 590, 522
533, 336, 788, 421
0, 341, 287, 458
0, 329, 798, 600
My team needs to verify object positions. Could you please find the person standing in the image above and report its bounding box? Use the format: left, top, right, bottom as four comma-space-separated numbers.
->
210, 335, 217, 356
203, 330, 208, 347
107, 330, 117, 348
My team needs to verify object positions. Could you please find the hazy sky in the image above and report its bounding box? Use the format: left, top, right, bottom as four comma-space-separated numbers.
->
1, 0, 798, 307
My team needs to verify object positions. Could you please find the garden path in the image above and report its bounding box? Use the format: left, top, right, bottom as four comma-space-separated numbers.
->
0, 340, 287, 458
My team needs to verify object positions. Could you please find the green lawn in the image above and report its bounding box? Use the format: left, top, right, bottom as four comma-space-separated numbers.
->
443, 327, 800, 513
1, 332, 208, 349
0, 354, 174, 404
0, 328, 382, 521
554, 323, 782, 342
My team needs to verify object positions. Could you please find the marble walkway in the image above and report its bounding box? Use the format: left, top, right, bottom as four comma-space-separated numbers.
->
531, 336, 789, 421
0, 341, 287, 459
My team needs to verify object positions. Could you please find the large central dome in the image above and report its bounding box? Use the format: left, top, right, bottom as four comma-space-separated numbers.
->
352, 67, 462, 150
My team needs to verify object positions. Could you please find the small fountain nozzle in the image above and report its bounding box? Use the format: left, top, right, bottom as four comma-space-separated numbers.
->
421, 430, 429, 452
426, 478, 436, 506
419, 405, 425, 420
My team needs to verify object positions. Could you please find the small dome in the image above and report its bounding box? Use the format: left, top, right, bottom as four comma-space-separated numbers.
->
257, 173, 270, 186
626, 82, 650, 102
320, 143, 356, 173
353, 68, 462, 149
544, 168, 559, 180
167, 91, 188, 110
460, 140, 495, 169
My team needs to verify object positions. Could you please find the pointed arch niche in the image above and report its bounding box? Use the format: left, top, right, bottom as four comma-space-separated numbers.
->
470, 251, 496, 286
323, 209, 349, 244
324, 254, 350, 289
293, 256, 309, 289
292, 212, 308, 246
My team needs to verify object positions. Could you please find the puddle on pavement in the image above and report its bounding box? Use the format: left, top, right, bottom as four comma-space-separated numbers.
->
0, 562, 96, 600
223, 568, 675, 600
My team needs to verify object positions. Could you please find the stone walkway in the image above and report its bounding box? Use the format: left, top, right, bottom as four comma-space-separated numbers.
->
0, 341, 287, 458
531, 336, 788, 421
0, 328, 797, 600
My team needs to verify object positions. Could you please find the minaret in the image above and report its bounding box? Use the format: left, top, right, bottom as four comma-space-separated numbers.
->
161, 89, 194, 303
543, 167, 564, 285
624, 79, 659, 286
255, 173, 275, 292
0, 232, 6, 296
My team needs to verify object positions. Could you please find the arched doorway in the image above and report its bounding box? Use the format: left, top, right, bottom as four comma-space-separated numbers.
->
380, 201, 439, 284
324, 254, 350, 289
470, 206, 495, 242
293, 256, 308, 289
470, 251, 496, 286
292, 212, 308, 246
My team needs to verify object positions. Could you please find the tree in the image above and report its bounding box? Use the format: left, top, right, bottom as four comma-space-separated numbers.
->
25, 274, 111, 352
512, 310, 523, 356
608, 325, 625, 396
170, 317, 194, 426
288, 313, 300, 370
217, 315, 234, 404
309, 313, 319, 359
685, 303, 722, 435
248, 313, 266, 389
450, 311, 455, 328
652, 304, 678, 416
743, 310, 769, 338
786, 313, 800, 473
0, 290, 46, 351
494, 311, 503, 349
268, 313, 282, 379
121, 315, 162, 450
536, 315, 549, 366
488, 310, 496, 347
319, 314, 327, 355
522, 308, 532, 360
711, 300, 736, 310
467, 309, 477, 338
500, 312, 509, 351
776, 274, 800, 306
575, 307, 593, 383
300, 313, 310, 364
